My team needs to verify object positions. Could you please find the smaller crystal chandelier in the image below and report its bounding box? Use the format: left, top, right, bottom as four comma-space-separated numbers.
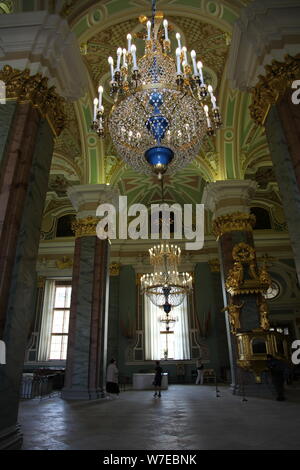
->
160, 311, 178, 334
141, 243, 193, 313
91, 0, 221, 179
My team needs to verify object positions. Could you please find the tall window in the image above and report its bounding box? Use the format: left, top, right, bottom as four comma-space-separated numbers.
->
38, 280, 71, 362
49, 285, 71, 360
144, 296, 190, 360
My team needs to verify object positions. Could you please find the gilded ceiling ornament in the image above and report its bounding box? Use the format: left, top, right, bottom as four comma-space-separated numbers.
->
212, 212, 256, 239
0, 65, 66, 136
250, 53, 300, 126
71, 216, 99, 238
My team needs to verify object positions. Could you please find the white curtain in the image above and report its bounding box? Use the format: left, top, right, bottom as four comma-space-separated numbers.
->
145, 296, 190, 360
38, 280, 56, 361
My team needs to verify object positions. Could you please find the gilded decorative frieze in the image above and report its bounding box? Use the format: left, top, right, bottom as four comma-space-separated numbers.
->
71, 216, 99, 238
55, 256, 74, 269
250, 53, 300, 126
0, 65, 66, 136
212, 212, 256, 239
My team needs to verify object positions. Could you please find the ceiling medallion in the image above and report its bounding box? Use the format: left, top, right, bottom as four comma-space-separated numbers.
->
92, 0, 221, 179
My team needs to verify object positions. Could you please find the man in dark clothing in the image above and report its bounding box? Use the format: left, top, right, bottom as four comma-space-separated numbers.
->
153, 360, 163, 398
266, 354, 287, 401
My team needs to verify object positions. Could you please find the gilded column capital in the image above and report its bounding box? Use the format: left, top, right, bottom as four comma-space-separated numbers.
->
250, 53, 300, 126
0, 65, 66, 136
72, 216, 99, 238
213, 212, 256, 239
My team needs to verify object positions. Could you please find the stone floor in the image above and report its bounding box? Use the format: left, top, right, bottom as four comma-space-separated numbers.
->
19, 384, 300, 450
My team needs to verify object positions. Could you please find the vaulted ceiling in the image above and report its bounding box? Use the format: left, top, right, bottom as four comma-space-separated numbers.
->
9, 0, 282, 235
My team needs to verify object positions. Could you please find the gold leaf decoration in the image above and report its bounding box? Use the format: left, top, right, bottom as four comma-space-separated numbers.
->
0, 65, 66, 136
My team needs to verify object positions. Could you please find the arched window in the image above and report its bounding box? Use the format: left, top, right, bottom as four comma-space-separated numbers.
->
251, 207, 272, 230
56, 214, 76, 238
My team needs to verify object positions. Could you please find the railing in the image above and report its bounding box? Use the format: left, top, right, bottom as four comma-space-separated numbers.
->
20, 374, 55, 399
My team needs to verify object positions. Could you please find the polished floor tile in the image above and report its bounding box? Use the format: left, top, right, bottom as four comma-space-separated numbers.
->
18, 384, 300, 450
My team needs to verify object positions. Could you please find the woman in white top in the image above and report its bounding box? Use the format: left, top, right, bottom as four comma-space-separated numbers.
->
106, 358, 120, 394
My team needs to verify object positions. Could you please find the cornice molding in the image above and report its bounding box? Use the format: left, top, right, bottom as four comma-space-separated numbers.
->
250, 53, 300, 125
0, 65, 66, 136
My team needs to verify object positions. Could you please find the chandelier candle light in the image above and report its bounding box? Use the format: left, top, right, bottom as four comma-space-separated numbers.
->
141, 243, 193, 313
92, 1, 221, 179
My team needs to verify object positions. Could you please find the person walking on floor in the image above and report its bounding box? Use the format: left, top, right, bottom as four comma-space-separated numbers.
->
153, 360, 163, 398
196, 358, 204, 385
106, 358, 120, 396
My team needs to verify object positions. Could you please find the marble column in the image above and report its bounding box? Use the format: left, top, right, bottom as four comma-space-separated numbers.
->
0, 114, 55, 450
227, 1, 300, 281
265, 103, 300, 283
62, 185, 119, 400
0, 8, 88, 449
202, 180, 276, 391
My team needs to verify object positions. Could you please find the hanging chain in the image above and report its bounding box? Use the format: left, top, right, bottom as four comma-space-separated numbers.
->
152, 0, 156, 29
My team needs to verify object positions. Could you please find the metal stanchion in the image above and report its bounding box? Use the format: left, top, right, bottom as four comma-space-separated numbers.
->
215, 375, 220, 398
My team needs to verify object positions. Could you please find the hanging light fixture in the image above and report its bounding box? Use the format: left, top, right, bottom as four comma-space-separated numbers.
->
141, 243, 193, 313
92, 0, 221, 179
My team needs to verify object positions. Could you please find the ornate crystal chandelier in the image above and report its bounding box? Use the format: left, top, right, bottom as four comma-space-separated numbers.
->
141, 243, 193, 313
92, 0, 221, 179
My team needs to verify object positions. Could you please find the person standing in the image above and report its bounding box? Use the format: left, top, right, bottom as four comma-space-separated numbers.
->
153, 360, 163, 397
266, 354, 287, 401
196, 358, 204, 385
106, 358, 120, 396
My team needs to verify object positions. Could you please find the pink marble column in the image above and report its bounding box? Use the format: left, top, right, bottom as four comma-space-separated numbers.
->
0, 103, 41, 337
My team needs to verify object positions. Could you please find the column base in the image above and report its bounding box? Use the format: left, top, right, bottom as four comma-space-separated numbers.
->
0, 424, 23, 450
61, 388, 106, 400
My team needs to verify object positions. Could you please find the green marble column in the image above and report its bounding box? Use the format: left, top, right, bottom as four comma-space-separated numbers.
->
194, 261, 229, 378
